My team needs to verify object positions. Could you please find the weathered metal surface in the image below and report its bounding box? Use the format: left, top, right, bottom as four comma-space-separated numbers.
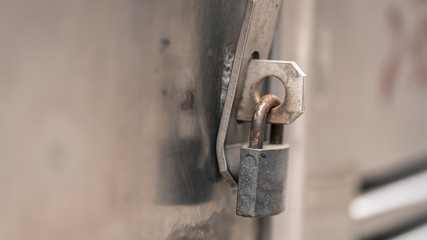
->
237, 93, 288, 218
237, 144, 289, 217
237, 60, 306, 124
0, 0, 262, 239
270, 124, 284, 145
217, 0, 283, 186
249, 94, 281, 149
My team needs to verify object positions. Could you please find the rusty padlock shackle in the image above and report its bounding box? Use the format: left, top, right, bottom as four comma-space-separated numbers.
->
249, 94, 282, 149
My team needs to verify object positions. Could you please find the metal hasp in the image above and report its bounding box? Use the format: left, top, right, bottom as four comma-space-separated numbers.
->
216, 0, 284, 186
237, 60, 306, 124
237, 94, 290, 217
216, 0, 306, 186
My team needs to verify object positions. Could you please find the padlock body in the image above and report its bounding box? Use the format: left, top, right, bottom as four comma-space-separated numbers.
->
237, 144, 289, 217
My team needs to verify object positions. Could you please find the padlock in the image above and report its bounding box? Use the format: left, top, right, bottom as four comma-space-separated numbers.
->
236, 94, 290, 217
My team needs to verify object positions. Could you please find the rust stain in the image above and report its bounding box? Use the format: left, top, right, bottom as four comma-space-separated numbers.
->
249, 94, 281, 149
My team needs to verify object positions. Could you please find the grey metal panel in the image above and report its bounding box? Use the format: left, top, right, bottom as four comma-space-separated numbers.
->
0, 1, 260, 239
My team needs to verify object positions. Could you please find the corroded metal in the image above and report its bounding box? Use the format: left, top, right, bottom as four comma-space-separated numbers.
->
216, 0, 283, 186
237, 60, 306, 124
270, 124, 284, 144
237, 144, 289, 217
237, 93, 289, 218
249, 94, 281, 149
0, 0, 263, 238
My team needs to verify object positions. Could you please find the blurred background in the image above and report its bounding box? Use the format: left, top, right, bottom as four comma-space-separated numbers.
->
0, 0, 426, 239
274, 0, 427, 239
